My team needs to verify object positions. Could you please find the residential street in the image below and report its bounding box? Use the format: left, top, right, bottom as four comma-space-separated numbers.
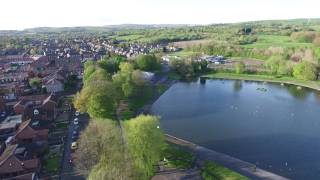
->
59, 104, 88, 180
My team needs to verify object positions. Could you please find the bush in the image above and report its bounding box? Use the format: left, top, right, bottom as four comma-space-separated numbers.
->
234, 62, 245, 74
291, 31, 319, 43
293, 61, 318, 80
136, 54, 161, 71
169, 59, 195, 79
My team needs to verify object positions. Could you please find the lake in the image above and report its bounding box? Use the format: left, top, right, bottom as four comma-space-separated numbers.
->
151, 79, 320, 180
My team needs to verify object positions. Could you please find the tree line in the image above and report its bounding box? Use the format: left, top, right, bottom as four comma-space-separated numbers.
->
73, 54, 167, 179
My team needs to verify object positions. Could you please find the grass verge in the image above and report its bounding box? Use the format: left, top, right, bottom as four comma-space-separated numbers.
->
45, 156, 60, 173
163, 144, 195, 169
201, 161, 249, 180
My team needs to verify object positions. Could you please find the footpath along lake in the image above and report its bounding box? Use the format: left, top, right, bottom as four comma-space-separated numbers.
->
151, 79, 320, 180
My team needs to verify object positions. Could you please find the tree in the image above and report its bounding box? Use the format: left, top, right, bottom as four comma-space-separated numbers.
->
124, 115, 165, 180
136, 54, 160, 71
75, 120, 133, 177
265, 56, 281, 75
112, 62, 136, 97
74, 80, 118, 118
30, 48, 37, 55
98, 56, 125, 74
264, 56, 292, 76
169, 59, 195, 79
293, 61, 318, 81
83, 60, 96, 83
313, 37, 320, 47
234, 61, 245, 74
29, 77, 42, 89
77, 115, 165, 180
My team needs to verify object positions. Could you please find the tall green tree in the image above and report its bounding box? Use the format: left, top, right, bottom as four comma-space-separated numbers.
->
74, 80, 118, 118
234, 61, 246, 74
136, 54, 161, 71
124, 115, 165, 180
293, 61, 318, 81
76, 120, 136, 179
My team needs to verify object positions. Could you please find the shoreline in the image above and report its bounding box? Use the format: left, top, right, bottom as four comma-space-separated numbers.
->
202, 72, 320, 91
148, 72, 317, 179
165, 134, 289, 180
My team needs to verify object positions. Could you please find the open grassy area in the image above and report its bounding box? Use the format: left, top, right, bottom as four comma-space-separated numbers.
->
168, 50, 201, 57
163, 144, 195, 169
203, 73, 320, 91
45, 156, 60, 173
242, 34, 313, 49
201, 161, 249, 180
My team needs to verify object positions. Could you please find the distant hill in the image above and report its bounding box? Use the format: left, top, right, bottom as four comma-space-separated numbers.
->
1, 18, 320, 35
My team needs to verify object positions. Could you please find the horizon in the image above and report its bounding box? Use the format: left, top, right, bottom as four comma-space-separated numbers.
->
2, 18, 319, 31
1, 0, 319, 30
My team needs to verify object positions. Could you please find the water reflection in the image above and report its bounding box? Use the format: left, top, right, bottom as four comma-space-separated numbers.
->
286, 85, 309, 100
233, 80, 242, 92
152, 79, 320, 180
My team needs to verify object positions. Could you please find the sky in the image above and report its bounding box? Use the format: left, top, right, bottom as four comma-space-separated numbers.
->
0, 0, 319, 30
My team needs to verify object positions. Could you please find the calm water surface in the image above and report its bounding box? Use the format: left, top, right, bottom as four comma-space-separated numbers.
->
151, 79, 320, 180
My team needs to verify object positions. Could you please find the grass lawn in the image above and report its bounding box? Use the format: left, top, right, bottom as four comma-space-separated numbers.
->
242, 35, 313, 49
168, 71, 182, 80
168, 50, 201, 58
203, 73, 320, 91
55, 121, 69, 129
163, 144, 195, 169
45, 156, 60, 173
157, 84, 169, 94
201, 161, 249, 180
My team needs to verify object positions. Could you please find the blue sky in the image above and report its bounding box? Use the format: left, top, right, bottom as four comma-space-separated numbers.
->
0, 0, 319, 30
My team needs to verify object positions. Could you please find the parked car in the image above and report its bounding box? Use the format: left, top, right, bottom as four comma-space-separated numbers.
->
75, 111, 80, 116
74, 118, 79, 125
73, 130, 79, 136
72, 135, 78, 141
71, 142, 78, 150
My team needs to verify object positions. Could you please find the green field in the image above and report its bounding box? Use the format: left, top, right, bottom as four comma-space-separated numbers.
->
242, 35, 313, 49
201, 161, 249, 180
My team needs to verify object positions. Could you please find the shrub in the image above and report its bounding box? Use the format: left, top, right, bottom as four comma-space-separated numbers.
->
293, 61, 318, 81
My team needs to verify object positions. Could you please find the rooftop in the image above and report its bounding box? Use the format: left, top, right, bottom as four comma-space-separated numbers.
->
3, 115, 22, 124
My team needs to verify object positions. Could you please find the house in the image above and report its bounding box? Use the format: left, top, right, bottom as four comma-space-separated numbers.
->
0, 144, 40, 179
0, 96, 7, 113
0, 82, 25, 100
0, 115, 22, 141
0, 123, 18, 142
14, 94, 58, 121
13, 119, 49, 144
41, 69, 66, 84
3, 172, 38, 180
43, 78, 64, 93
28, 56, 50, 76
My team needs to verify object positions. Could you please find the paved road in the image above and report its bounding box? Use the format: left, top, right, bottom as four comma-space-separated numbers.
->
60, 107, 88, 180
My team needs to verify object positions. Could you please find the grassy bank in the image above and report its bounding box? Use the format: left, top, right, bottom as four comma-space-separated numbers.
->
201, 161, 249, 180
203, 73, 320, 91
